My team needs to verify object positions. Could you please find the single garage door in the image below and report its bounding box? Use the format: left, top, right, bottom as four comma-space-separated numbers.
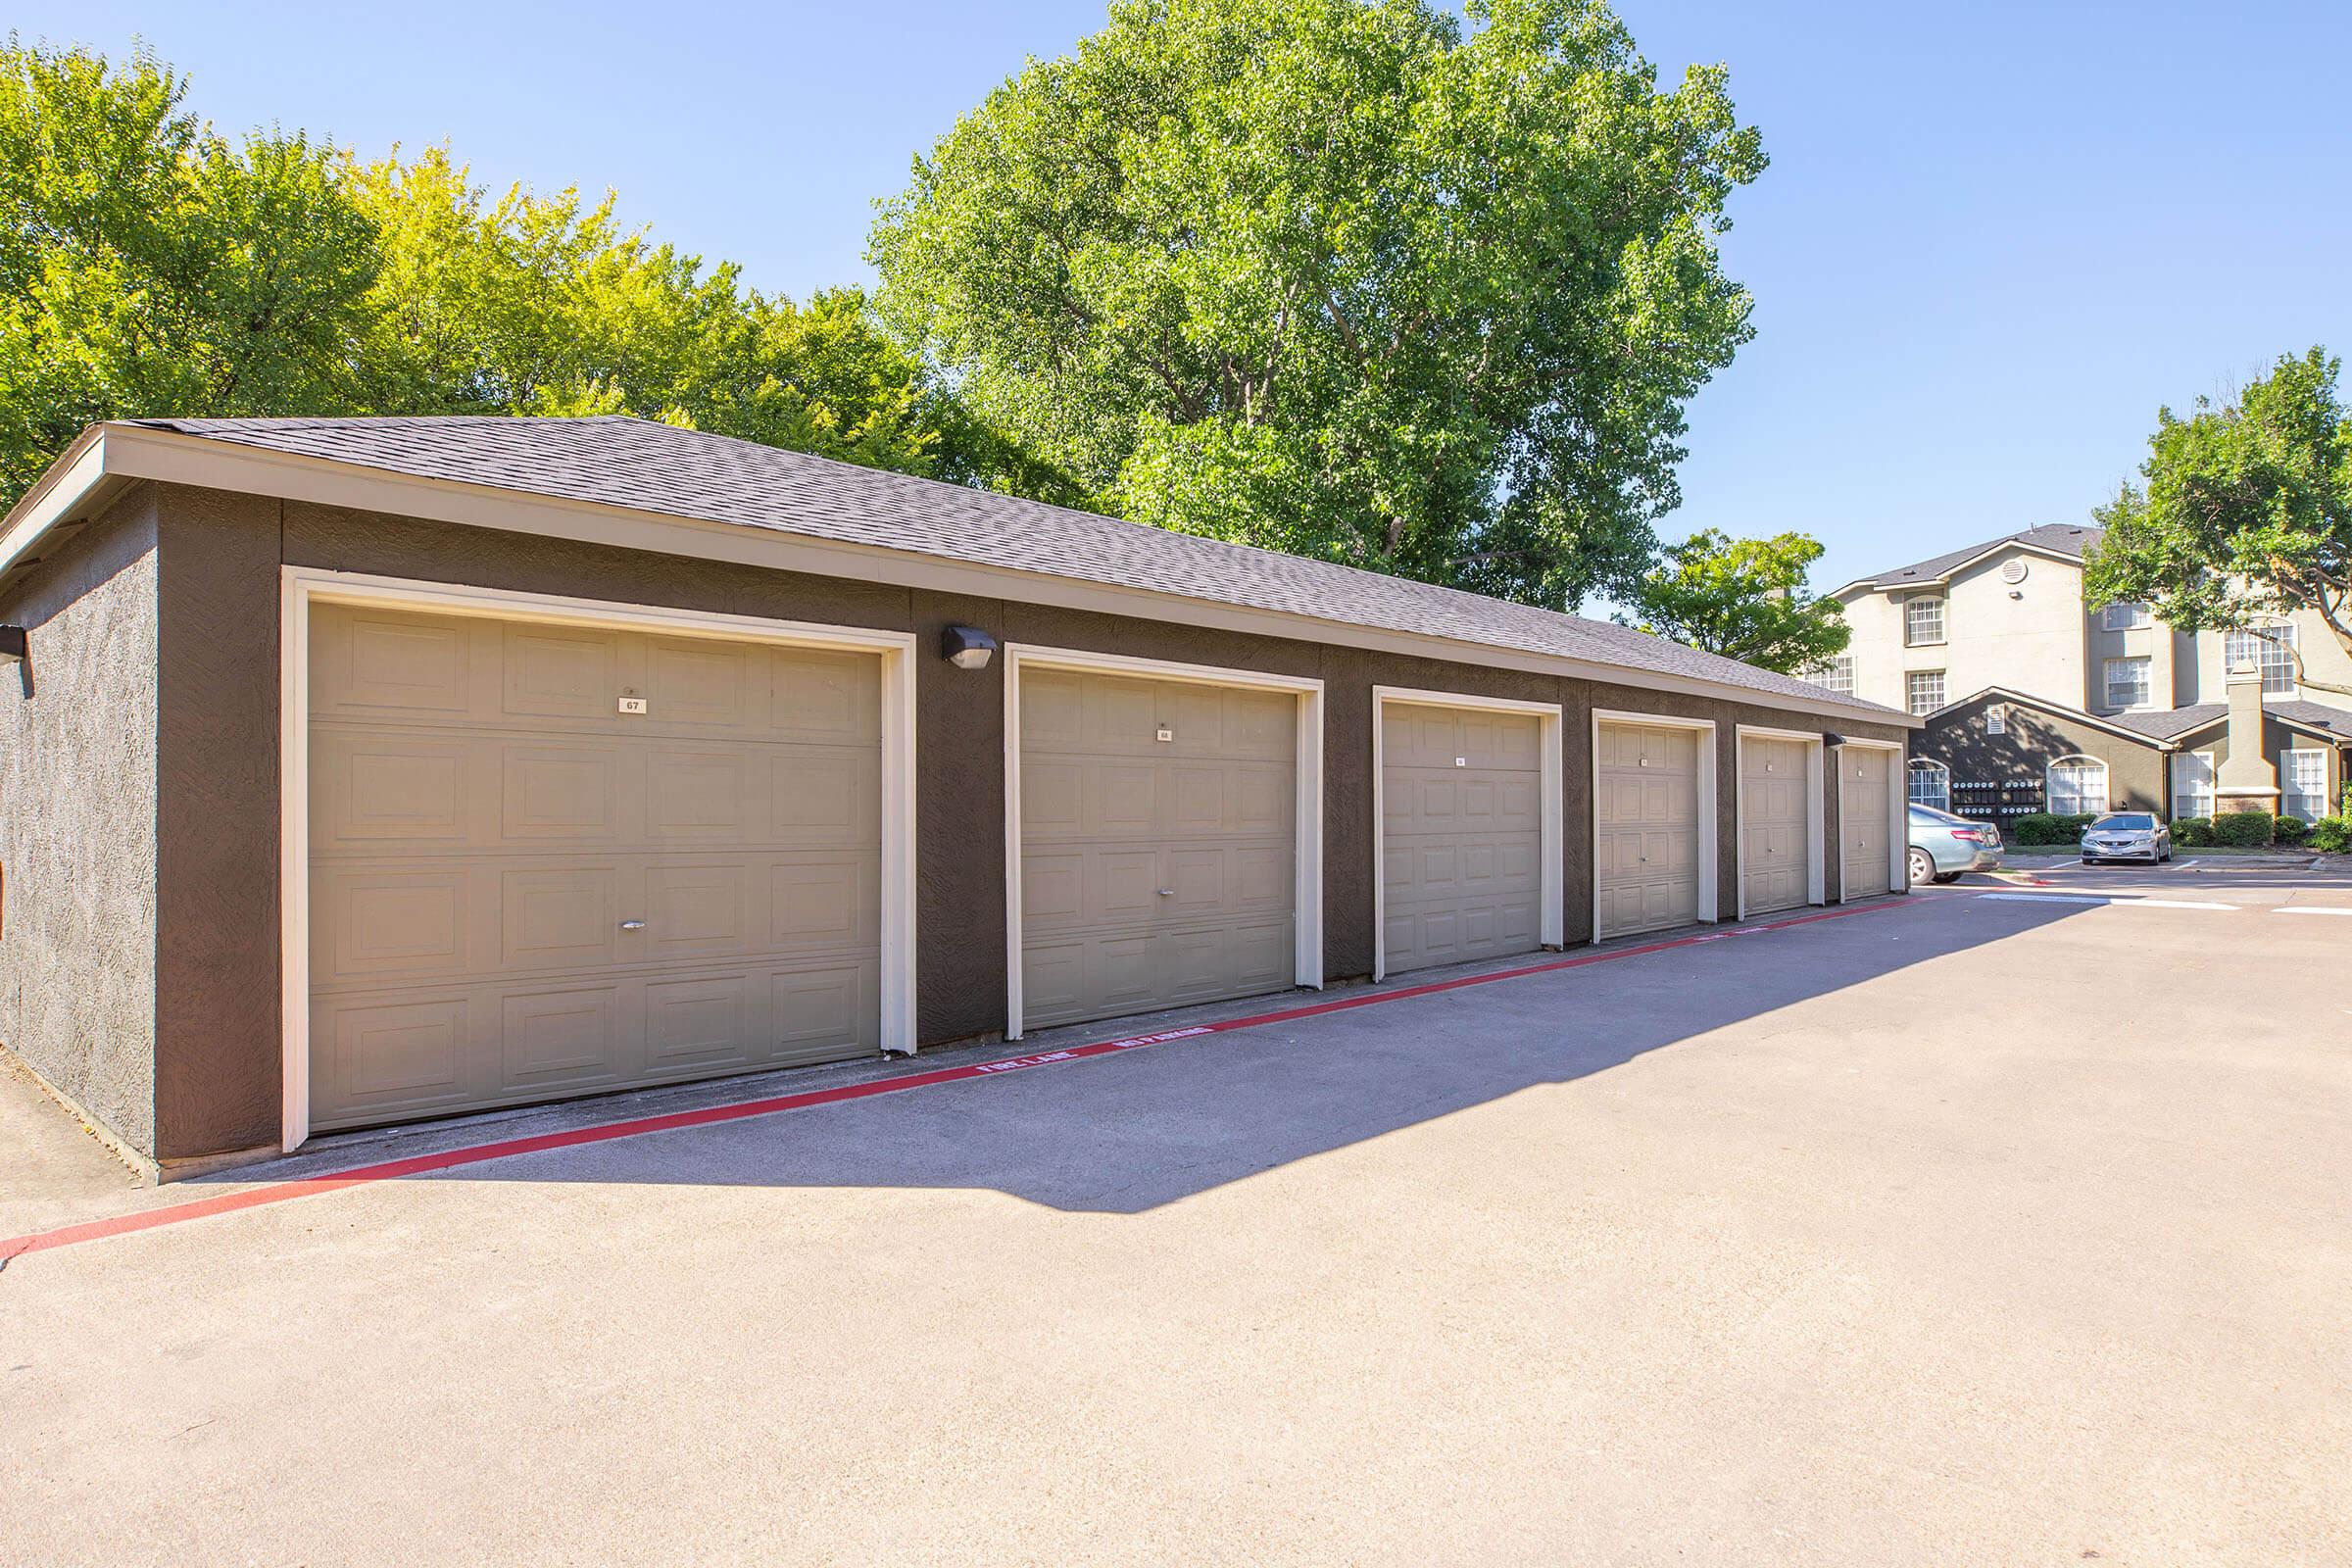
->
1594, 720, 1701, 940
1740, 736, 1813, 916
1381, 701, 1543, 974
1841, 751, 1892, 899
307, 603, 882, 1132
1019, 666, 1296, 1031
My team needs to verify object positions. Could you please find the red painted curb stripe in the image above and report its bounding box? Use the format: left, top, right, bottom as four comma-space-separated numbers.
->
1, 895, 1925, 1263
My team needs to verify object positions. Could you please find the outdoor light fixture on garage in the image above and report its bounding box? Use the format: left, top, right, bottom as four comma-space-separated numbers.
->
0, 626, 24, 665
942, 624, 998, 669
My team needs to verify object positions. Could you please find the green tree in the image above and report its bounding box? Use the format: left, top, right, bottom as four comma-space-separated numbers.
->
2084, 348, 2352, 699
0, 39, 379, 500
1618, 529, 1848, 672
0, 40, 1035, 510
869, 0, 1764, 611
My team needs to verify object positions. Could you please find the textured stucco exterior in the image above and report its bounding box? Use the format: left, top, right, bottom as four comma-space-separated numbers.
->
11, 480, 1910, 1162
0, 490, 162, 1152
1915, 697, 2168, 817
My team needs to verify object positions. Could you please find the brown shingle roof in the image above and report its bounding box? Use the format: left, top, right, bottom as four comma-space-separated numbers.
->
137, 416, 1901, 718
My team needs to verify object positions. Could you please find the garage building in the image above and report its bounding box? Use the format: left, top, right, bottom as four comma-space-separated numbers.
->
0, 417, 1913, 1176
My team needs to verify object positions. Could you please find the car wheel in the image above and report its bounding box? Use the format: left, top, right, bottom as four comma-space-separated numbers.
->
1933, 871, 1960, 884
1907, 848, 1935, 887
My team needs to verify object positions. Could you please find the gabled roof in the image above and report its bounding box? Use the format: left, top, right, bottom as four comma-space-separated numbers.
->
1833, 523, 2101, 598
0, 416, 1911, 725
1925, 685, 2352, 749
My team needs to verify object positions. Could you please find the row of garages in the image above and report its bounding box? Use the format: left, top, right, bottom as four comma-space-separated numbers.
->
0, 416, 1914, 1170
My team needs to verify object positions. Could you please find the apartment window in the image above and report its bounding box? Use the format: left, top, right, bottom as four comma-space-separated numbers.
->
1907, 758, 1951, 811
2224, 623, 2298, 696
1904, 595, 1946, 647
2101, 602, 2151, 631
2046, 755, 2110, 815
1810, 653, 1854, 694
2282, 750, 2328, 824
2103, 656, 2151, 710
2171, 751, 2215, 820
1906, 669, 1945, 715
1986, 705, 2007, 735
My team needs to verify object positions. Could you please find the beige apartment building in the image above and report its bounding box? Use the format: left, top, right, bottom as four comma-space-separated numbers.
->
1816, 526, 2352, 824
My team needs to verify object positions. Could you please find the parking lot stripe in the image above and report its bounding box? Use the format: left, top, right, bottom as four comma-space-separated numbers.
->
0, 897, 1928, 1265
1980, 892, 2238, 910
2277, 906, 2352, 917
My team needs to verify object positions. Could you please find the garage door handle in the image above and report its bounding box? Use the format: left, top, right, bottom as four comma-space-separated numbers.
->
619, 920, 647, 932
1156, 888, 1176, 897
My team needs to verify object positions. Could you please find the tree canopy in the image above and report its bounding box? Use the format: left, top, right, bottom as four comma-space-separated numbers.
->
0, 39, 1035, 509
1617, 529, 1847, 673
2084, 348, 2352, 698
869, 0, 1764, 611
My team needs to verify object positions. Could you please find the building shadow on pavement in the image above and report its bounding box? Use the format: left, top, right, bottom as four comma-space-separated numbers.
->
202, 896, 2088, 1216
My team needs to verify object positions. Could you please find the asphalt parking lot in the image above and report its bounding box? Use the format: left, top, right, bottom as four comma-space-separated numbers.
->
4, 866, 2348, 1566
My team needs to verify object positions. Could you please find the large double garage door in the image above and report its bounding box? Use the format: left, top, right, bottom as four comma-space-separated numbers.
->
307, 601, 886, 1133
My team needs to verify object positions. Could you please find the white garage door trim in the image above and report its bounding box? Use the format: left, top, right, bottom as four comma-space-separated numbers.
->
1371, 687, 1563, 982
1002, 644, 1324, 1042
1834, 738, 1907, 901
276, 565, 920, 1152
1589, 709, 1719, 938
1733, 724, 1827, 920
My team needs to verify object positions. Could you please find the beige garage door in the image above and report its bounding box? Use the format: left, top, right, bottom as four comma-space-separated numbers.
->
1594, 720, 1701, 940
1740, 736, 1813, 916
1381, 702, 1543, 975
1019, 667, 1296, 1031
307, 603, 881, 1132
1840, 751, 1892, 899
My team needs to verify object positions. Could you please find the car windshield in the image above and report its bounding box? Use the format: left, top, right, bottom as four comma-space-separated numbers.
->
2094, 814, 2155, 830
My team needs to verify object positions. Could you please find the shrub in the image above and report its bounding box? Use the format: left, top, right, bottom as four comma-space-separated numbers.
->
2211, 811, 2276, 847
2170, 815, 2215, 847
2310, 815, 2352, 855
2273, 814, 2312, 845
2014, 812, 2097, 846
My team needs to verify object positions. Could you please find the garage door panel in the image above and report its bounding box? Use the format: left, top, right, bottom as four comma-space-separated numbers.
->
1017, 666, 1298, 1029
1381, 704, 1546, 975
1840, 754, 1892, 899
1740, 737, 1813, 916
1595, 720, 1703, 940
310, 602, 883, 1133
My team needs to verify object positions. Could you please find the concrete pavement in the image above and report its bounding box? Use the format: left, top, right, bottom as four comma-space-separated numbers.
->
3, 873, 2348, 1565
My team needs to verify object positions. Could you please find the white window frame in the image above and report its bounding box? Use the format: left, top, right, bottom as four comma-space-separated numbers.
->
1815, 654, 1854, 695
2226, 623, 2298, 697
1906, 758, 1951, 812
2101, 602, 2151, 631
1589, 709, 1721, 940
277, 566, 922, 1154
2103, 656, 2152, 710
2281, 748, 2329, 824
1906, 669, 1945, 716
1001, 643, 1325, 1042
1734, 725, 1827, 919
1904, 595, 1946, 647
1836, 739, 1908, 902
2171, 749, 2216, 820
1371, 688, 1564, 982
2045, 754, 2111, 816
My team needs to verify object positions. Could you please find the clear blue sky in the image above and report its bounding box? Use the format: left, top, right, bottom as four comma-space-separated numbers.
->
14, 1, 2350, 593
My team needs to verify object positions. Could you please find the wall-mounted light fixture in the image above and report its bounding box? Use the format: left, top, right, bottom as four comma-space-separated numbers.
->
0, 626, 24, 666
941, 624, 998, 670
1821, 732, 1847, 749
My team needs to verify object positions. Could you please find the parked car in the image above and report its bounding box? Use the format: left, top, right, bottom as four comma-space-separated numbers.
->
2080, 811, 2172, 864
1908, 805, 2004, 885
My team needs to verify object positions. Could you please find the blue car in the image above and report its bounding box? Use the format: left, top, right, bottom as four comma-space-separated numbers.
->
1907, 805, 2004, 885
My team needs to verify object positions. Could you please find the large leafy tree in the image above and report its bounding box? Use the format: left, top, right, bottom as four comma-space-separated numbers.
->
869, 0, 1764, 611
1, 40, 1032, 510
2085, 348, 2352, 699
1618, 529, 1847, 672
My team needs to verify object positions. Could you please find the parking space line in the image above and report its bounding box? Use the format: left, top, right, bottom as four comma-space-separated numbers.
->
1979, 892, 2239, 910
2277, 906, 2352, 917
0, 895, 1925, 1265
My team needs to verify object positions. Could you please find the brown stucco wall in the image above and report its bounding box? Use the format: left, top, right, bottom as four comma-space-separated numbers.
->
30, 480, 1909, 1159
0, 489, 163, 1151
1917, 699, 2168, 816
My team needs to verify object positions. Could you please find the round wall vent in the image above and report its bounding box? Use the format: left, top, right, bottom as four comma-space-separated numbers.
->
1999, 558, 2029, 585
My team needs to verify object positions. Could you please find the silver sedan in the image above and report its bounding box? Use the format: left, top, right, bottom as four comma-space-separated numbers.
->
2080, 811, 2172, 864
